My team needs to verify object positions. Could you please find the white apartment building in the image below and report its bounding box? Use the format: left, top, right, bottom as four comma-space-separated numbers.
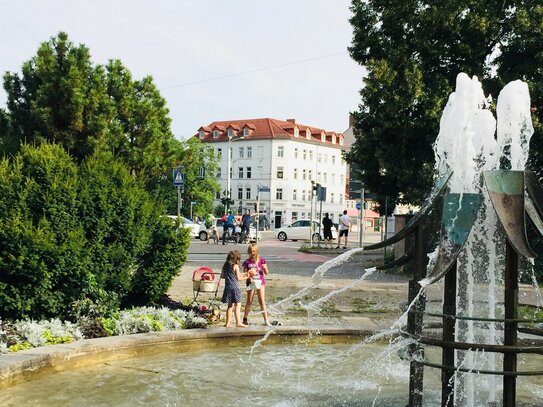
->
196, 118, 348, 229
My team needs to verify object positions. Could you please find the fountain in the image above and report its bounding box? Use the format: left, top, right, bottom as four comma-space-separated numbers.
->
1, 73, 543, 406
367, 73, 543, 406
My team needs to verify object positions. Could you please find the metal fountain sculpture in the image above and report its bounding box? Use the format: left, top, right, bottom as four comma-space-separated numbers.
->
363, 74, 543, 407
366, 170, 543, 407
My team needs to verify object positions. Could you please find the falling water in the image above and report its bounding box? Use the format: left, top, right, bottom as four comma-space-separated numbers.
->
433, 73, 534, 406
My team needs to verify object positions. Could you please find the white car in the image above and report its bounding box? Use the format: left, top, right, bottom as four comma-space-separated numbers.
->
167, 215, 200, 238
275, 219, 337, 242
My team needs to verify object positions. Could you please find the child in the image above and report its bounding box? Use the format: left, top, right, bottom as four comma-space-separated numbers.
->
221, 250, 255, 327
242, 244, 271, 326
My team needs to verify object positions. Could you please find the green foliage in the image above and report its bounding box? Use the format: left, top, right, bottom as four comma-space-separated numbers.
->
0, 144, 188, 321
348, 1, 543, 210
1, 32, 220, 219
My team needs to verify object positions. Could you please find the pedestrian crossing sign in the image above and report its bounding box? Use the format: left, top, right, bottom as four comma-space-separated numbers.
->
173, 168, 185, 186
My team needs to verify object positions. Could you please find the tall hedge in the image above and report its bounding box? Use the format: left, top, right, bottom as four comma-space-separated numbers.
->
0, 144, 189, 320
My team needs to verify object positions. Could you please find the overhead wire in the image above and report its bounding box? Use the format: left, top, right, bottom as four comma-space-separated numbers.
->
160, 51, 348, 91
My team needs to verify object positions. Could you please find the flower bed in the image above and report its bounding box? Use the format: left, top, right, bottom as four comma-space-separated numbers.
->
0, 307, 208, 354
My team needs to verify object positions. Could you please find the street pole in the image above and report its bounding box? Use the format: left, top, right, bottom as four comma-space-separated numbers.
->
310, 182, 314, 247
359, 188, 366, 248
177, 186, 181, 218
256, 184, 260, 234
226, 135, 232, 214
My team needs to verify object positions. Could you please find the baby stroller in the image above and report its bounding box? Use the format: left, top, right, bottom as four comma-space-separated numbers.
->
192, 266, 221, 307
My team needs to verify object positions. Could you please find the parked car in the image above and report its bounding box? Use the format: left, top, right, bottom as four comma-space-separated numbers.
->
167, 215, 200, 238
198, 218, 261, 242
275, 219, 338, 242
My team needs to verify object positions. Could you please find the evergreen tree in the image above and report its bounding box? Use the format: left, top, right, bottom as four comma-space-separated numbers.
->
348, 0, 543, 209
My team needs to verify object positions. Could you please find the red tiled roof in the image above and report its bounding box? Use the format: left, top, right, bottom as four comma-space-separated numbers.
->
195, 118, 345, 148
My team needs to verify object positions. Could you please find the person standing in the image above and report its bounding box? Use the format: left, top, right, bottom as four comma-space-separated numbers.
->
322, 213, 334, 249
222, 210, 236, 245
242, 244, 271, 326
241, 209, 252, 237
220, 250, 255, 327
336, 210, 352, 249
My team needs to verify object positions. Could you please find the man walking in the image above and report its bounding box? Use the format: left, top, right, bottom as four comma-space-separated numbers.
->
336, 210, 352, 249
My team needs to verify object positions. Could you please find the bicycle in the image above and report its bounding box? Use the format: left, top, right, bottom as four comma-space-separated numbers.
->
222, 225, 241, 245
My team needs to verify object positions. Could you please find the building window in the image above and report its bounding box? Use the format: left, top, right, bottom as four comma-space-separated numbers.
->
243, 128, 249, 136
332, 155, 336, 164
292, 211, 298, 221
302, 169, 307, 180
331, 193, 335, 204
217, 148, 222, 159
213, 129, 219, 138
217, 167, 221, 178
309, 150, 313, 161
318, 153, 322, 163
302, 190, 306, 201
303, 150, 307, 160
332, 135, 337, 144
294, 128, 299, 137
227, 129, 233, 137
340, 174, 344, 185
308, 170, 312, 180
246, 187, 251, 199
276, 188, 283, 200
340, 194, 343, 204
199, 130, 205, 140
277, 146, 284, 158
294, 168, 298, 179
277, 166, 284, 179
246, 167, 252, 179
247, 147, 252, 158
294, 148, 298, 159
215, 191, 221, 199
238, 188, 243, 200
293, 189, 297, 200
339, 136, 344, 146
238, 167, 244, 179
306, 130, 311, 139
230, 167, 232, 179
321, 133, 326, 142
317, 172, 321, 182
239, 147, 244, 158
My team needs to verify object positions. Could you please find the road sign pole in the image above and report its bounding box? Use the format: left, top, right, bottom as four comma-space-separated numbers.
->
359, 188, 365, 248
177, 186, 181, 217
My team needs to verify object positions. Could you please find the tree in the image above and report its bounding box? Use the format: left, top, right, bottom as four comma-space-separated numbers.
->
347, 0, 543, 210
1, 32, 220, 209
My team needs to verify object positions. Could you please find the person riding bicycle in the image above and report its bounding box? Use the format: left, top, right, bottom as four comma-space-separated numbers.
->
222, 210, 236, 245
241, 209, 252, 237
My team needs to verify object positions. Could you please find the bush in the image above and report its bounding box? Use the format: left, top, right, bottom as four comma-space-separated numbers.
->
0, 144, 189, 321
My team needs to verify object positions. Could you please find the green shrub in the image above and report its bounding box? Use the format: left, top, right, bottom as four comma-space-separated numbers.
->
0, 144, 189, 321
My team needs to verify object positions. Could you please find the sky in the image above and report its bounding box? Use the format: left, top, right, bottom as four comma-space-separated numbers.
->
0, 1, 364, 139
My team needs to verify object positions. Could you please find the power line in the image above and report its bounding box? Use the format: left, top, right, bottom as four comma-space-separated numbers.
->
160, 51, 348, 91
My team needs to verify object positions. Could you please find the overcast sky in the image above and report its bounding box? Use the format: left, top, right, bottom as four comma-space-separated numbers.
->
1, 1, 364, 139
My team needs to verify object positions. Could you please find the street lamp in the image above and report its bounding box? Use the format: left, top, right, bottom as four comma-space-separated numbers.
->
226, 133, 246, 213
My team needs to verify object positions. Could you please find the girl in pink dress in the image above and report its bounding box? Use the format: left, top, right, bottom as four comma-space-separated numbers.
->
242, 244, 271, 326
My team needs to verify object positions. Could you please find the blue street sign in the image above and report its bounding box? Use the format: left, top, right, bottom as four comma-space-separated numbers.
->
173, 168, 185, 186
258, 186, 270, 192
356, 202, 362, 210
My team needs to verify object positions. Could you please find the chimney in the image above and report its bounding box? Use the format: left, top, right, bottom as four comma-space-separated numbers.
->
348, 113, 355, 128
287, 119, 296, 124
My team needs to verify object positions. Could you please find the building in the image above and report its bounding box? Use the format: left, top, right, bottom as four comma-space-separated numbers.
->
195, 118, 348, 229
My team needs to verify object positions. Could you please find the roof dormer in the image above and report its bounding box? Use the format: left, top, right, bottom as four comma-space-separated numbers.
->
305, 129, 311, 140
198, 126, 210, 140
